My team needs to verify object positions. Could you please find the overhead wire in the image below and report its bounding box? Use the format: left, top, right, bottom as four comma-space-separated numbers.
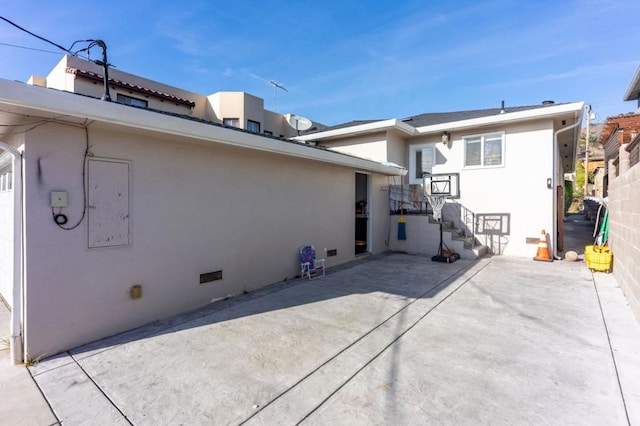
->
0, 41, 62, 55
0, 16, 103, 62
0, 18, 102, 231
51, 122, 91, 231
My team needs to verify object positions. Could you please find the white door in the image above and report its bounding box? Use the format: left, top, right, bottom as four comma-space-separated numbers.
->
88, 159, 130, 248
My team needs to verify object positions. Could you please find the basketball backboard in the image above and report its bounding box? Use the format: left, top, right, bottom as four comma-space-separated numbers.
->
423, 173, 460, 199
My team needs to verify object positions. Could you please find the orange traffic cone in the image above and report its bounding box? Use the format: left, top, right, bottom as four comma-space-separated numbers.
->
533, 229, 553, 262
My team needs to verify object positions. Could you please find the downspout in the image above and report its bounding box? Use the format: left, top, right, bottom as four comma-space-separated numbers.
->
0, 142, 24, 365
553, 113, 581, 258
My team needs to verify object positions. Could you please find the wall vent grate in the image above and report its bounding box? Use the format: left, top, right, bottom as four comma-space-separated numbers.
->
327, 249, 338, 257
200, 270, 223, 284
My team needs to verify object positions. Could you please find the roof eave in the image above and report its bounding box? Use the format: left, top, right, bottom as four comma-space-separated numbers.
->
415, 102, 585, 134
295, 119, 417, 141
623, 66, 640, 102
0, 79, 406, 177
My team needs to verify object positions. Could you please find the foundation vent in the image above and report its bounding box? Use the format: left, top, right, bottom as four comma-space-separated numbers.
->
326, 249, 338, 257
200, 270, 223, 284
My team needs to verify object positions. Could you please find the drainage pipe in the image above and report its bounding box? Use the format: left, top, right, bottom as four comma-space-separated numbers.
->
0, 141, 24, 364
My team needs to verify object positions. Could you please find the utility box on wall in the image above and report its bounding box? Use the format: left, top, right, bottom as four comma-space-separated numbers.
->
87, 158, 131, 248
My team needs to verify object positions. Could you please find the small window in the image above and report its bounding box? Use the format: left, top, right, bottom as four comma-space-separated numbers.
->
223, 118, 239, 127
0, 168, 11, 192
247, 120, 261, 133
464, 132, 504, 167
409, 144, 435, 184
116, 94, 148, 108
415, 147, 434, 179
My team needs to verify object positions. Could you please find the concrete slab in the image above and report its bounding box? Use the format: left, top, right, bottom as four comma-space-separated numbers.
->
304, 258, 628, 425
22, 249, 640, 425
0, 302, 58, 426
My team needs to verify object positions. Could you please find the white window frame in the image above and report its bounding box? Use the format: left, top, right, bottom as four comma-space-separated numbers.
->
0, 166, 11, 192
463, 131, 505, 168
247, 120, 261, 133
409, 143, 436, 184
116, 93, 148, 108
223, 118, 239, 127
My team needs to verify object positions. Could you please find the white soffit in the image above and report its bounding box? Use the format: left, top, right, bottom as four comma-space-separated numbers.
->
0, 78, 406, 176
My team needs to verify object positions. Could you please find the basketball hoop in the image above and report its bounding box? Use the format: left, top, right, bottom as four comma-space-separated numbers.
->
423, 172, 461, 263
426, 195, 446, 222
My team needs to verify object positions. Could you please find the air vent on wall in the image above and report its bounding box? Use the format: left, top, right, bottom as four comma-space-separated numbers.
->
200, 270, 223, 284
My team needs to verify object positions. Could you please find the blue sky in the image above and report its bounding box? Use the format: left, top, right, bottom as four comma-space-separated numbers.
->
1, 1, 639, 126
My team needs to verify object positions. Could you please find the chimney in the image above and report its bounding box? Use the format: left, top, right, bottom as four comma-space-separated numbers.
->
27, 75, 47, 87
618, 128, 625, 146
500, 100, 505, 114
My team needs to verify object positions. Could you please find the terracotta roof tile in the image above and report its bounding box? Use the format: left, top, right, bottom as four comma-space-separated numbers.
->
597, 113, 640, 145
66, 67, 196, 107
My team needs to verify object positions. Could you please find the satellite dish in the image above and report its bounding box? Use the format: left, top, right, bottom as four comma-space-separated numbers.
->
285, 114, 313, 132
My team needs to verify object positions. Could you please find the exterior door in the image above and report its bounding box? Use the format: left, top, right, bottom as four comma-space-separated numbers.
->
88, 158, 131, 248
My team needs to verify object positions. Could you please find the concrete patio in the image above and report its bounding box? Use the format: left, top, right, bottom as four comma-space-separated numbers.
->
19, 247, 639, 425
1, 214, 639, 425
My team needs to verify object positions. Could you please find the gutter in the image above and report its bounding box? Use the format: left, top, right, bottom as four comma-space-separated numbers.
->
0, 142, 24, 364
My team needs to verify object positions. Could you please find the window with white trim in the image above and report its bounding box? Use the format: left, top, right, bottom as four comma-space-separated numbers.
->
116, 93, 148, 108
247, 120, 261, 133
409, 144, 435, 184
223, 118, 239, 127
0, 167, 12, 192
464, 132, 504, 167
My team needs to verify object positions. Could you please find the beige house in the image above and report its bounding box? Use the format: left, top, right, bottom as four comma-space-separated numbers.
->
297, 102, 584, 258
0, 57, 404, 363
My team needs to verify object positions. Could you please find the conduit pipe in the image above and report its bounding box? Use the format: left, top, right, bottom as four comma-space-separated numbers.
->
0, 141, 24, 364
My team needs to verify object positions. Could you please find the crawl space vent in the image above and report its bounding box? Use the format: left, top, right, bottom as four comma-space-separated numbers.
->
200, 270, 223, 284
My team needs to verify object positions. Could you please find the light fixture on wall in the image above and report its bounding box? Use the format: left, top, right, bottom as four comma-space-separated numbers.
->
441, 131, 450, 145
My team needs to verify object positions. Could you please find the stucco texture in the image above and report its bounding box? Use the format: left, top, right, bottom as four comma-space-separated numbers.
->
22, 122, 389, 359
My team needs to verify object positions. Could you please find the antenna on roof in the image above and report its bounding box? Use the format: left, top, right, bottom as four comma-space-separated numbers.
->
269, 80, 288, 112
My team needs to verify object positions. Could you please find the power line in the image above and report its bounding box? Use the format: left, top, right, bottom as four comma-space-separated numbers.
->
0, 16, 112, 101
0, 41, 62, 55
0, 16, 72, 54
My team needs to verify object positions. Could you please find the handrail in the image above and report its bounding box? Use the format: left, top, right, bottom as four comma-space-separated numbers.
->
443, 200, 476, 245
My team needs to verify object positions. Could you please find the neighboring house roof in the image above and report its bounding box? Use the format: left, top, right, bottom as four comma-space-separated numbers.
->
298, 102, 583, 143
320, 119, 389, 132
0, 78, 406, 177
399, 103, 562, 127
597, 113, 640, 145
623, 65, 640, 101
296, 101, 583, 175
66, 67, 197, 107
319, 103, 564, 133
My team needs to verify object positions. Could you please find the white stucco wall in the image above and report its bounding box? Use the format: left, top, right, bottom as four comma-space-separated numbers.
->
322, 132, 390, 163
0, 177, 13, 306
21, 122, 392, 358
408, 120, 556, 257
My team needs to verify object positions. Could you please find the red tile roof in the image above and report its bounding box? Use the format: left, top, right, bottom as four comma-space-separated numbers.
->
597, 113, 640, 145
66, 67, 196, 107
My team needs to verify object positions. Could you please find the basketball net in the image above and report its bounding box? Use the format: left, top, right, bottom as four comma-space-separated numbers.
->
426, 195, 446, 222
